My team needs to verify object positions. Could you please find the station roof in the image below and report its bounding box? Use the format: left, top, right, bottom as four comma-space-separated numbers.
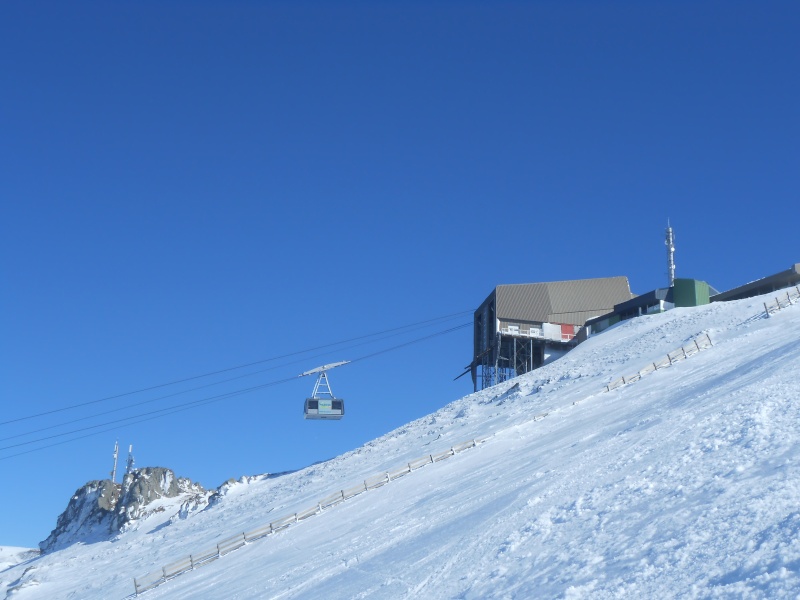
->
477, 276, 634, 326
711, 263, 800, 302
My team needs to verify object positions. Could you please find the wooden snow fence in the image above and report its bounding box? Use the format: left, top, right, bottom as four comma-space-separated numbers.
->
133, 436, 484, 596
604, 332, 714, 393
763, 286, 800, 317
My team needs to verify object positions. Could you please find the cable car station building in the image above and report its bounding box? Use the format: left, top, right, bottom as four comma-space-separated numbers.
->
469, 276, 634, 391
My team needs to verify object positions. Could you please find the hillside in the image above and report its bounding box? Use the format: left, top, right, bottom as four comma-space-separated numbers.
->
3, 291, 800, 599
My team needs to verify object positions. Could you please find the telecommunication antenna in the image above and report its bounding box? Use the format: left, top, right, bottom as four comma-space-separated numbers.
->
126, 444, 135, 475
110, 440, 119, 483
665, 220, 676, 287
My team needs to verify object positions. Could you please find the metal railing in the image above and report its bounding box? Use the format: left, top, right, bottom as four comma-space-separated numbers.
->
500, 326, 544, 339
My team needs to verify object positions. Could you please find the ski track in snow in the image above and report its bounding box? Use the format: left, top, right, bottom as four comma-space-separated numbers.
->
3, 295, 800, 599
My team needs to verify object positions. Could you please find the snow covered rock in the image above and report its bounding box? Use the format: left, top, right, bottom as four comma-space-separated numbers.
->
39, 467, 205, 553
113, 466, 204, 529
38, 479, 120, 553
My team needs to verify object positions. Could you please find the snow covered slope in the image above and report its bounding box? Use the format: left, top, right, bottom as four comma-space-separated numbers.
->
0, 548, 38, 576
3, 292, 800, 599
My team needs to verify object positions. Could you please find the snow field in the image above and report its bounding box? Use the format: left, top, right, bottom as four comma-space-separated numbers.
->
3, 292, 800, 598
133, 437, 486, 594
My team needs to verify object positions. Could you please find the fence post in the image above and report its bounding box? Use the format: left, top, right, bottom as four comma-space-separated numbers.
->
764, 302, 770, 318
134, 578, 140, 596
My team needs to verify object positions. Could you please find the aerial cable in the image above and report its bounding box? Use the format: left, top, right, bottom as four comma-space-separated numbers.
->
0, 310, 473, 427
0, 370, 276, 443
0, 321, 471, 457
0, 376, 298, 453
0, 378, 289, 462
349, 322, 471, 365
0, 317, 468, 444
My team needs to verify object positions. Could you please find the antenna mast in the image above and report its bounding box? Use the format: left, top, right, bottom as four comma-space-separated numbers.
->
665, 220, 676, 287
110, 440, 119, 483
126, 444, 135, 475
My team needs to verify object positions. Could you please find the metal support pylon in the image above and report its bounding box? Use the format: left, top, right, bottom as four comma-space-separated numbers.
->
311, 370, 336, 399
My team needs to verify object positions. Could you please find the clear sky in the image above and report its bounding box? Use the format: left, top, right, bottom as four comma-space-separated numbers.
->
1, 0, 798, 548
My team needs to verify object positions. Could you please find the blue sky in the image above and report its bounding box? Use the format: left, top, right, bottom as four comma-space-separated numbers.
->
1, 1, 798, 548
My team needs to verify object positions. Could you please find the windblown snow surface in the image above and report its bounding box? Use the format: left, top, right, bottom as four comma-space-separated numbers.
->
4, 293, 800, 599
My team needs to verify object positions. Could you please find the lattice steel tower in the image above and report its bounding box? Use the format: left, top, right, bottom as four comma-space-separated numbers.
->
666, 221, 676, 287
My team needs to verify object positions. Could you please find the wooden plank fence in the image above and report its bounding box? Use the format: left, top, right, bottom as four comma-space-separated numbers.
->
133, 437, 485, 596
604, 332, 713, 392
763, 286, 800, 317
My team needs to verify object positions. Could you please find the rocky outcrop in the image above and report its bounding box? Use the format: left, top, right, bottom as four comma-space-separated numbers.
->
39, 467, 205, 553
111, 467, 204, 530
38, 479, 120, 552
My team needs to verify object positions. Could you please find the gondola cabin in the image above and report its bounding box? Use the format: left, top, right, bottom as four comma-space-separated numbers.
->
304, 398, 345, 420
299, 361, 350, 421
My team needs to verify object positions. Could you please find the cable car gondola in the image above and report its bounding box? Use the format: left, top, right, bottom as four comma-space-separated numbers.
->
299, 361, 349, 420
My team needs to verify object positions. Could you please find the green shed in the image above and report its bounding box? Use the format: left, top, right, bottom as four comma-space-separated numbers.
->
673, 278, 711, 307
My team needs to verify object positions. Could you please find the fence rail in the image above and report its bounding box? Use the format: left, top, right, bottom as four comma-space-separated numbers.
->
191, 546, 218, 566
269, 513, 296, 531
318, 491, 345, 509
388, 465, 411, 480
409, 455, 433, 470
163, 557, 192, 579
134, 437, 485, 595
244, 523, 272, 542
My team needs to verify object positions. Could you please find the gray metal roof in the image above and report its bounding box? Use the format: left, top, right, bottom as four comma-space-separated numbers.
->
487, 276, 634, 326
711, 263, 800, 302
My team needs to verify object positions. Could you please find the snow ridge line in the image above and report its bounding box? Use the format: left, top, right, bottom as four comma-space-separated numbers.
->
603, 332, 714, 393
132, 436, 489, 596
